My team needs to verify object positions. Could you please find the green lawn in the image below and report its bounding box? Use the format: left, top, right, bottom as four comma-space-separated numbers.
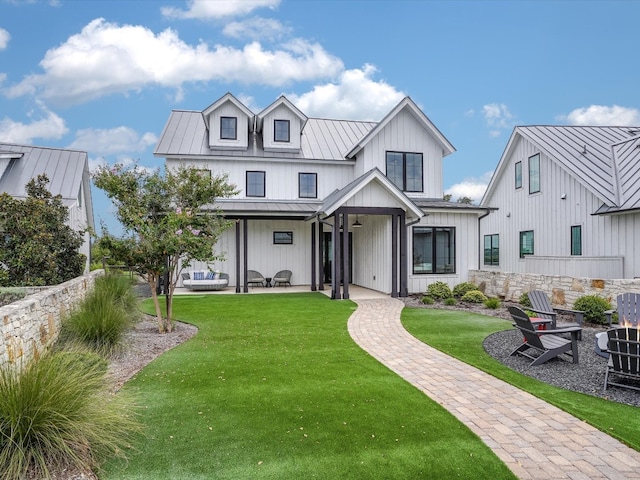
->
103, 293, 515, 479
401, 308, 640, 451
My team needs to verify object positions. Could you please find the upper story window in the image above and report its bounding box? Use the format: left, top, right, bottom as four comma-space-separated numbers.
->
571, 225, 582, 256
412, 226, 455, 274
274, 119, 290, 142
246, 171, 265, 197
298, 172, 317, 198
515, 161, 522, 189
484, 234, 499, 266
220, 116, 237, 140
529, 153, 540, 194
519, 230, 534, 258
386, 151, 423, 192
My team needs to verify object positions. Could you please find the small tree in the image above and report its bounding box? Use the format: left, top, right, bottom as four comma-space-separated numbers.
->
93, 163, 237, 333
0, 175, 85, 286
456, 196, 474, 204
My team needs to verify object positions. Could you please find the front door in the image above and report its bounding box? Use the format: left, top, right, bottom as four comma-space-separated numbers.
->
323, 231, 352, 284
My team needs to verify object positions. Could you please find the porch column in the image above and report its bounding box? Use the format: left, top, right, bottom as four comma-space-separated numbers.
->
342, 212, 349, 299
311, 221, 317, 291
332, 213, 340, 299
391, 213, 398, 298
235, 220, 241, 293
318, 220, 324, 291
399, 211, 408, 297
243, 218, 249, 293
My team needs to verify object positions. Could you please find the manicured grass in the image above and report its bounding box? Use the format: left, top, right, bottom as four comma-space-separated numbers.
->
103, 293, 515, 479
401, 308, 640, 451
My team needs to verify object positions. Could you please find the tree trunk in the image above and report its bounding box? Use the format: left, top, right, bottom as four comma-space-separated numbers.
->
146, 274, 166, 333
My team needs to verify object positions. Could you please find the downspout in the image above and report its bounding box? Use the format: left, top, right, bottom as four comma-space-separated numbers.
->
477, 208, 493, 271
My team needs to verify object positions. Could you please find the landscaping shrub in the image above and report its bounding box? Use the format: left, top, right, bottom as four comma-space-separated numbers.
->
519, 292, 532, 308
444, 297, 457, 306
460, 290, 488, 303
426, 281, 452, 299
484, 297, 501, 309
452, 282, 477, 298
421, 295, 435, 305
0, 349, 141, 479
573, 295, 612, 325
0, 287, 27, 308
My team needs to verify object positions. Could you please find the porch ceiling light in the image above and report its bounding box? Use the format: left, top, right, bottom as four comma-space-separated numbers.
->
352, 215, 363, 228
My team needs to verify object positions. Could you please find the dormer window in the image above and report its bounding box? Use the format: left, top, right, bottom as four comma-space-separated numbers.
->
274, 119, 290, 142
221, 116, 237, 140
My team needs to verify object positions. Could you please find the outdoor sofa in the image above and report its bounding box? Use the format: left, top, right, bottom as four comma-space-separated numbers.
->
182, 271, 229, 291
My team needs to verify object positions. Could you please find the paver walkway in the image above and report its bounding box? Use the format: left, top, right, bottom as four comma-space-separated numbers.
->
348, 297, 640, 480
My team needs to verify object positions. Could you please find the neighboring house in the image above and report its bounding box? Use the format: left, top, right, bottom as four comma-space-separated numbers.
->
0, 143, 94, 271
154, 93, 489, 298
479, 126, 640, 279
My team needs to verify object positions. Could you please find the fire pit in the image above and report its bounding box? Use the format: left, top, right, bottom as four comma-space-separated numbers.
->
603, 325, 640, 392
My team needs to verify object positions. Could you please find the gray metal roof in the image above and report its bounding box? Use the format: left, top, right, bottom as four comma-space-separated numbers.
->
484, 126, 640, 214
212, 199, 322, 217
154, 109, 376, 161
0, 143, 87, 201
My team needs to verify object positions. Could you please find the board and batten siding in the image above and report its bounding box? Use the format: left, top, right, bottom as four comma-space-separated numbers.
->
207, 102, 250, 150
355, 109, 444, 198
480, 136, 639, 278
407, 211, 479, 294
261, 104, 303, 152
351, 215, 392, 293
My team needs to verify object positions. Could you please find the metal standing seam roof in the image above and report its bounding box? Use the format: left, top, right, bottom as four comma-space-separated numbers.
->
0, 143, 87, 201
154, 109, 376, 161
484, 126, 640, 213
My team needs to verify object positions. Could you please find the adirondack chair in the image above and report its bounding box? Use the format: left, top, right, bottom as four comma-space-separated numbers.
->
603, 326, 640, 392
527, 290, 583, 339
605, 293, 640, 327
508, 306, 581, 366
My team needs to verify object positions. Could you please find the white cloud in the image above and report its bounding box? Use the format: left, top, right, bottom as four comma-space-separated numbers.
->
162, 0, 280, 19
0, 101, 67, 144
445, 171, 493, 204
482, 103, 514, 137
288, 64, 405, 121
223, 17, 290, 40
67, 126, 157, 156
5, 18, 343, 105
0, 28, 9, 50
558, 105, 640, 126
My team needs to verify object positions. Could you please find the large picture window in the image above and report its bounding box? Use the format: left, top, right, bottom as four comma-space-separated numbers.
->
529, 153, 540, 194
571, 225, 582, 256
519, 230, 534, 258
484, 234, 499, 266
386, 151, 423, 192
412, 227, 456, 274
246, 171, 265, 197
515, 161, 522, 189
220, 116, 237, 140
274, 119, 290, 142
298, 172, 317, 198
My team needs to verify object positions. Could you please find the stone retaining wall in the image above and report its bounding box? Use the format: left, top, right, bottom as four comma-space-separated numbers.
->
0, 270, 103, 368
469, 270, 640, 307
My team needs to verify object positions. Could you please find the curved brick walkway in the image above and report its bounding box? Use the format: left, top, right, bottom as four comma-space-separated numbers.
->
348, 297, 640, 480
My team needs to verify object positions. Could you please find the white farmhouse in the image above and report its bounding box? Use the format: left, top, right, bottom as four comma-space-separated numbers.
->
479, 126, 640, 279
0, 143, 94, 271
155, 93, 488, 298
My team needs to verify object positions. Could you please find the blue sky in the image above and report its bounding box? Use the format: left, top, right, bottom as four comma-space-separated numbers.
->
1, 0, 639, 235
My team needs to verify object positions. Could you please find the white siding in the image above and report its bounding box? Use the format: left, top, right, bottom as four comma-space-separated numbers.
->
208, 103, 250, 150
262, 105, 302, 152
352, 215, 391, 293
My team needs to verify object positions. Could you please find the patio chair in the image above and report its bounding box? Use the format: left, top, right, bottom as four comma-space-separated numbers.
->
527, 290, 583, 339
605, 293, 640, 327
247, 270, 266, 287
508, 306, 581, 366
272, 270, 292, 287
603, 326, 640, 392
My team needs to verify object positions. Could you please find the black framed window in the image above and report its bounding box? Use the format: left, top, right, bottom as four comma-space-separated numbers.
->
412, 226, 456, 274
484, 234, 499, 266
273, 231, 293, 244
571, 225, 582, 256
529, 153, 540, 194
246, 171, 265, 197
386, 151, 423, 192
274, 119, 290, 142
221, 116, 237, 140
519, 230, 534, 258
515, 161, 522, 189
298, 172, 317, 198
